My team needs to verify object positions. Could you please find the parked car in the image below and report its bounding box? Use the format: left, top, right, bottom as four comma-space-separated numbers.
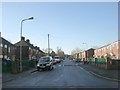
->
75, 59, 81, 63
52, 59, 57, 65
54, 56, 61, 63
60, 57, 65, 61
37, 56, 53, 71
83, 60, 89, 64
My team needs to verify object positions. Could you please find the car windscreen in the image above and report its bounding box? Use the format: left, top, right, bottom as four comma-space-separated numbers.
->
54, 57, 60, 59
39, 57, 50, 62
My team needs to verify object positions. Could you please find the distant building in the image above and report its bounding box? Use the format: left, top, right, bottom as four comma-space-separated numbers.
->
79, 52, 82, 59
81, 51, 86, 61
81, 48, 94, 61
94, 40, 120, 60
0, 34, 15, 60
86, 48, 95, 59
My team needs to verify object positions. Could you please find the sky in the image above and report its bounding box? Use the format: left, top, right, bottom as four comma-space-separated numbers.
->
1, 2, 118, 54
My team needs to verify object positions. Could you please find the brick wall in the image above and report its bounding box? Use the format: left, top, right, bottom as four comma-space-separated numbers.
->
94, 41, 120, 59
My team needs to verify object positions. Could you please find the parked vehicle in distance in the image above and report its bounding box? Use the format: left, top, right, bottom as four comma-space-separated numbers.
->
37, 56, 53, 71
60, 57, 65, 61
75, 59, 81, 63
52, 59, 57, 65
54, 56, 61, 63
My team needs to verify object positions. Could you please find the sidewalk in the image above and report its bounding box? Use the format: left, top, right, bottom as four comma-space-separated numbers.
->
78, 62, 120, 82
2, 68, 36, 83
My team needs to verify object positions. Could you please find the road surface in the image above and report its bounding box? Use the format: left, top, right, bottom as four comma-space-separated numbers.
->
3, 58, 119, 89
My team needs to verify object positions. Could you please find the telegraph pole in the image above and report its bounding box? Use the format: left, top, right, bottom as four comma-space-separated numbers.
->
48, 34, 50, 56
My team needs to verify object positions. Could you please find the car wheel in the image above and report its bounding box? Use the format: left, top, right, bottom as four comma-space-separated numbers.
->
52, 66, 54, 69
49, 66, 53, 70
37, 68, 40, 71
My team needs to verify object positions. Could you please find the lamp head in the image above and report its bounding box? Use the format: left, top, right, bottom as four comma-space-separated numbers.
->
28, 17, 34, 20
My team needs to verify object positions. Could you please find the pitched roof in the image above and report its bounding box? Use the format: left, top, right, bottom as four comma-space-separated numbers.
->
14, 40, 29, 46
39, 49, 45, 54
0, 37, 14, 46
96, 40, 119, 50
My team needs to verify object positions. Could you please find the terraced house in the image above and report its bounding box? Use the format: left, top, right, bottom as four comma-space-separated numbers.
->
14, 36, 45, 61
94, 40, 120, 60
0, 33, 15, 61
80, 48, 94, 61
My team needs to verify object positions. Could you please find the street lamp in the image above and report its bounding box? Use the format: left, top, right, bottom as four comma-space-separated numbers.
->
83, 43, 88, 50
83, 43, 88, 61
20, 17, 34, 72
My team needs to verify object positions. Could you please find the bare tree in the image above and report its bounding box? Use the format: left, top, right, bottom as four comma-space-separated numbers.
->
56, 47, 65, 57
42, 48, 53, 53
71, 47, 81, 55
56, 47, 62, 54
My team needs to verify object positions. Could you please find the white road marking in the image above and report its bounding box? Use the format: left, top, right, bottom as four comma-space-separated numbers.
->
53, 65, 56, 69
59, 65, 61, 67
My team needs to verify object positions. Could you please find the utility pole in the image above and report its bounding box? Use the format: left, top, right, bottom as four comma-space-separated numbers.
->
48, 34, 50, 56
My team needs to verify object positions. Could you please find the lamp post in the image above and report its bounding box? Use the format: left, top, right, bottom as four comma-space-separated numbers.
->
20, 17, 34, 72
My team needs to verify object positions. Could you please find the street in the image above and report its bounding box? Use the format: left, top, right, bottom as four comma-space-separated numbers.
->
3, 58, 119, 88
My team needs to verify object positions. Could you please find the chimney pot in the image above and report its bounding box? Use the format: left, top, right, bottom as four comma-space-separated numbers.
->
26, 39, 30, 43
21, 36, 25, 41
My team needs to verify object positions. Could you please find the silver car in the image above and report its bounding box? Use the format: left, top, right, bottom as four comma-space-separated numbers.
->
37, 56, 53, 71
54, 56, 61, 63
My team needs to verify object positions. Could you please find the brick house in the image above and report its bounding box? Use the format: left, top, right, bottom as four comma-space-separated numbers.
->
14, 37, 44, 60
94, 40, 120, 60
86, 48, 95, 60
81, 48, 94, 61
79, 52, 82, 59
81, 51, 86, 61
0, 34, 15, 60
33, 46, 45, 60
14, 37, 30, 60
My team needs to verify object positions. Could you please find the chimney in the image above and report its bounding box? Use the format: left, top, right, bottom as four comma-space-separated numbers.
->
31, 44, 34, 47
37, 47, 40, 50
21, 36, 25, 41
26, 39, 30, 43
35, 46, 37, 49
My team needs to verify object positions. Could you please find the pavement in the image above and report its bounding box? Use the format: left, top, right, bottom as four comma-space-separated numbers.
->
2, 68, 37, 83
77, 62, 120, 82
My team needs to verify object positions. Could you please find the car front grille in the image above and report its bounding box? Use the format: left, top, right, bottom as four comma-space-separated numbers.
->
40, 64, 46, 66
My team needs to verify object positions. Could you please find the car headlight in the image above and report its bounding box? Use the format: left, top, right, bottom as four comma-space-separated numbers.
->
37, 64, 40, 67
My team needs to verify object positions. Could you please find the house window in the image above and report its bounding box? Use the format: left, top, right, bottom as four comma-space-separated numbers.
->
110, 45, 111, 50
0, 44, 3, 47
107, 46, 109, 49
117, 44, 118, 49
0, 55, 3, 58
5, 45, 7, 48
94, 50, 96, 53
29, 47, 31, 50
112, 44, 114, 47
4, 55, 7, 59
104, 47, 106, 50
8, 47, 10, 53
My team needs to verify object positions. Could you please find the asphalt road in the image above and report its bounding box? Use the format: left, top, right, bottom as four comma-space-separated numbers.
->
3, 58, 119, 88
